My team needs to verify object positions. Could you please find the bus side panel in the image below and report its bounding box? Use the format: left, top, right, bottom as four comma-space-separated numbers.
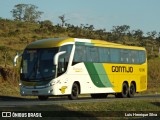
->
103, 63, 147, 93
67, 63, 96, 94
57, 62, 147, 95
67, 63, 115, 94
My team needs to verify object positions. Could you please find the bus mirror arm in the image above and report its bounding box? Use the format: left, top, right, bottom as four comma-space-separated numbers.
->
54, 51, 66, 65
13, 53, 22, 67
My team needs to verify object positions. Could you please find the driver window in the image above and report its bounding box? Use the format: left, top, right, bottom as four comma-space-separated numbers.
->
58, 45, 73, 75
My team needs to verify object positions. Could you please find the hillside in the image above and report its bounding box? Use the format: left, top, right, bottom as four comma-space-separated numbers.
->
0, 18, 160, 96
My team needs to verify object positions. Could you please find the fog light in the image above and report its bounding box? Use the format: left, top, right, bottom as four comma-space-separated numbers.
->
48, 89, 53, 93
22, 91, 25, 94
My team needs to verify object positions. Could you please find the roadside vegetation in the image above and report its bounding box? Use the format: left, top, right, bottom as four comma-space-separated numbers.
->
0, 3, 160, 96
0, 99, 160, 119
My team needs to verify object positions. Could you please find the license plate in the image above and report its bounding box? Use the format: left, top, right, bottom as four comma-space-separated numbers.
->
32, 91, 38, 95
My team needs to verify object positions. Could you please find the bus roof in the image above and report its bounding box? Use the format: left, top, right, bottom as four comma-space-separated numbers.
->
26, 37, 145, 50
26, 38, 74, 49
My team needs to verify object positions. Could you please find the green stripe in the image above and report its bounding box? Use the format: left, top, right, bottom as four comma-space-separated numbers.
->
94, 63, 113, 87
85, 63, 113, 88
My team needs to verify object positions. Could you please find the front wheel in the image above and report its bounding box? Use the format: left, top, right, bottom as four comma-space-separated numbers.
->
38, 96, 49, 101
68, 83, 79, 100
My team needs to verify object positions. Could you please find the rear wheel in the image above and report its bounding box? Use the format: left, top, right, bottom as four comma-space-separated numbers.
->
121, 82, 129, 98
68, 83, 79, 100
38, 96, 49, 101
115, 82, 129, 98
128, 83, 136, 98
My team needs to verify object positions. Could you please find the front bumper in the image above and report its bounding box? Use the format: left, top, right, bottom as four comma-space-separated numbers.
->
20, 85, 54, 96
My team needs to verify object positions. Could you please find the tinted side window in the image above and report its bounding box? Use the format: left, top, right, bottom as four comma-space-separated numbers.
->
138, 51, 146, 63
73, 45, 146, 65
130, 50, 139, 64
110, 48, 120, 63
120, 49, 130, 64
60, 45, 73, 62
73, 45, 86, 62
98, 47, 110, 62
86, 46, 99, 62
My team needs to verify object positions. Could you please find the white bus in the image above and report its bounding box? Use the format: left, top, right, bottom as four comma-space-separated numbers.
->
14, 38, 147, 100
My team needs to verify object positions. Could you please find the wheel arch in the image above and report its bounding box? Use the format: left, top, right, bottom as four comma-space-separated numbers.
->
123, 81, 129, 87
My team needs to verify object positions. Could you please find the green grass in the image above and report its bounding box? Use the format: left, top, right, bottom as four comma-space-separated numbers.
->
0, 81, 20, 97
0, 99, 159, 119
62, 100, 160, 111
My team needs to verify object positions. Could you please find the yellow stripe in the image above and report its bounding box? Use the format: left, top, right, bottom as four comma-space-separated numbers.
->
91, 39, 145, 50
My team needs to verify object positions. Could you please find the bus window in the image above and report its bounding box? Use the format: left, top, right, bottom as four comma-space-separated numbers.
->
73, 45, 87, 64
98, 47, 110, 63
121, 49, 130, 64
138, 51, 146, 64
60, 45, 72, 55
110, 48, 120, 63
131, 50, 139, 64
58, 45, 73, 74
86, 46, 99, 62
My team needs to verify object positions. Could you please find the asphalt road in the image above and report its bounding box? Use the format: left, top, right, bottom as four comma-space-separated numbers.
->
0, 94, 160, 107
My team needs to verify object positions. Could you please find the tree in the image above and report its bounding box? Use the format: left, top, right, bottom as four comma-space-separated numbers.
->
23, 4, 43, 22
131, 29, 143, 40
38, 20, 53, 33
112, 25, 130, 35
11, 4, 27, 21
147, 31, 157, 39
40, 20, 53, 28
111, 25, 130, 41
11, 4, 43, 22
58, 14, 69, 27
156, 32, 160, 41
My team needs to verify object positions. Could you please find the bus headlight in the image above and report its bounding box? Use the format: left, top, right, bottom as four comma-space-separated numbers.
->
21, 91, 25, 95
49, 82, 55, 87
19, 81, 22, 86
48, 89, 53, 93
19, 82, 24, 88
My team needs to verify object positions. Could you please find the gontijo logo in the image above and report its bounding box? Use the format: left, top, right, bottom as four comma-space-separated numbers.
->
112, 66, 133, 73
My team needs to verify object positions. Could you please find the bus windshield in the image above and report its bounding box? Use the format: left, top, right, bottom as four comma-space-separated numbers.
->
20, 48, 59, 81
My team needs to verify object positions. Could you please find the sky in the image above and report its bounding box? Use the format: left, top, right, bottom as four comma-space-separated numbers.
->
0, 0, 160, 34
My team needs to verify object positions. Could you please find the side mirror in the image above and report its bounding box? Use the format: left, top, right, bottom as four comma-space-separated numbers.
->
54, 51, 66, 65
13, 53, 22, 66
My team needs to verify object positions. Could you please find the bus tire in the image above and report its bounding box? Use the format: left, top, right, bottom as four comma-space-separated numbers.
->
128, 83, 136, 98
38, 96, 49, 101
91, 93, 108, 99
121, 82, 129, 98
115, 82, 129, 98
68, 83, 79, 100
